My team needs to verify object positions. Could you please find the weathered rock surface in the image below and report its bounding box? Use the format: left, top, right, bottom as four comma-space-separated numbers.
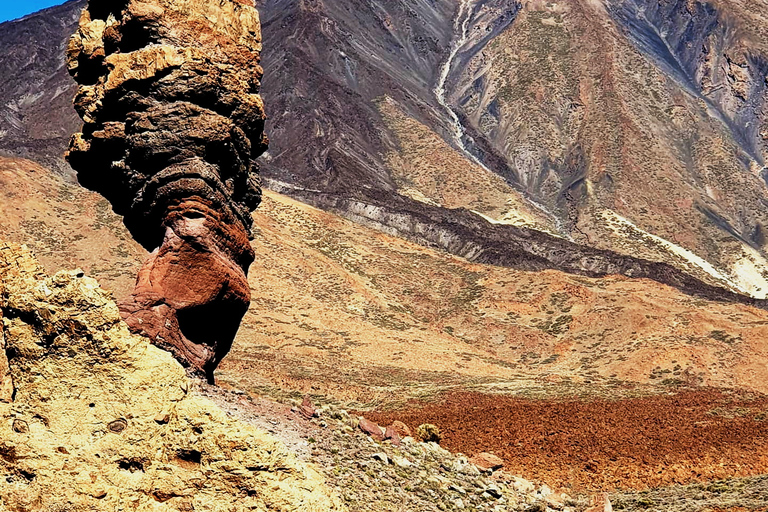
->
358, 417, 385, 442
65, 0, 268, 380
0, 240, 343, 511
470, 453, 505, 472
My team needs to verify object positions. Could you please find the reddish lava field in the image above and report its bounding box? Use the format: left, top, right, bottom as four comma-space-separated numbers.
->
366, 389, 768, 492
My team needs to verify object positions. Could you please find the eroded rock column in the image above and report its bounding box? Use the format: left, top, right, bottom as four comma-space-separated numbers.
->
66, 0, 268, 381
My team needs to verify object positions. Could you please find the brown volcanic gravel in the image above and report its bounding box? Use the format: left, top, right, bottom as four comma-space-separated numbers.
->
364, 389, 768, 492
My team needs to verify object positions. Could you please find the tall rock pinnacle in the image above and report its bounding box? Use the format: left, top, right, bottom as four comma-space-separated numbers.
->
65, 0, 268, 381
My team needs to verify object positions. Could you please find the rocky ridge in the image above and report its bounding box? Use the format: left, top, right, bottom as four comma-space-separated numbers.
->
0, 239, 343, 511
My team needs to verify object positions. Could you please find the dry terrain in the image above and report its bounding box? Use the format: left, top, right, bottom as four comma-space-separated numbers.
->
367, 389, 768, 492
5, 156, 768, 499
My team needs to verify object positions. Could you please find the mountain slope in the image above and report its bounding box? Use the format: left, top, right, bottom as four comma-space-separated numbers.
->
0, 0, 82, 175
3, 0, 768, 304
452, 0, 768, 296
4, 156, 768, 402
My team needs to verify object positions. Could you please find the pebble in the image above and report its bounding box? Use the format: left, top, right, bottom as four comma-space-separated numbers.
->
372, 452, 389, 465
485, 484, 503, 499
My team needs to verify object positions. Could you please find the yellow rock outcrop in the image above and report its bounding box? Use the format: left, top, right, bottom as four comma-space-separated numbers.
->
0, 241, 344, 511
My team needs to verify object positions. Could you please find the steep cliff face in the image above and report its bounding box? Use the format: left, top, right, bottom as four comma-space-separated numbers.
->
0, 240, 343, 510
66, 0, 268, 380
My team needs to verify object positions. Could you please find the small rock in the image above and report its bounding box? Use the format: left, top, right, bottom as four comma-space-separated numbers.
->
390, 420, 411, 438
453, 456, 481, 476
299, 396, 318, 419
546, 498, 565, 510
512, 476, 536, 493
384, 424, 401, 446
449, 483, 466, 494
358, 417, 385, 441
154, 412, 170, 425
584, 494, 613, 512
392, 456, 412, 468
469, 452, 504, 472
11, 420, 28, 434
107, 419, 127, 433
91, 489, 107, 499
372, 452, 389, 465
453, 498, 465, 509
485, 484, 502, 499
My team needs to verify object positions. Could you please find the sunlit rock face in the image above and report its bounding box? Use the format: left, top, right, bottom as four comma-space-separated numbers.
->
0, 240, 343, 510
66, 0, 268, 381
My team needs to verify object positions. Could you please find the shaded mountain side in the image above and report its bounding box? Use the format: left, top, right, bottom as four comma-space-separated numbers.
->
452, 0, 768, 296
0, 0, 83, 176
254, 0, 458, 196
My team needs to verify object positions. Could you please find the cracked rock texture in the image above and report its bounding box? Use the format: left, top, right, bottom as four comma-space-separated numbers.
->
65, 0, 268, 379
0, 240, 343, 511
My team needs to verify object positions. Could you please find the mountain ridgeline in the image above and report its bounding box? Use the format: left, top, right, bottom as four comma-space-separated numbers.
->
1, 0, 768, 306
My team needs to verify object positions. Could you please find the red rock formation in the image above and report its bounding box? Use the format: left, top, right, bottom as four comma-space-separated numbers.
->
358, 417, 385, 442
66, 0, 267, 381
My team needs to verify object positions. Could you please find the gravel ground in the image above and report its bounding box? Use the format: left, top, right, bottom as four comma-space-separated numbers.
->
197, 382, 768, 512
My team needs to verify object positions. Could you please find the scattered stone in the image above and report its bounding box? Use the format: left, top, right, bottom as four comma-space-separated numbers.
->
372, 452, 389, 465
512, 476, 536, 493
384, 424, 402, 445
154, 412, 170, 425
470, 452, 504, 472
392, 456, 413, 468
538, 484, 553, 498
11, 419, 28, 434
390, 420, 412, 438
485, 484, 503, 499
359, 417, 385, 441
546, 496, 566, 510
299, 396, 318, 419
107, 418, 128, 433
584, 493, 613, 512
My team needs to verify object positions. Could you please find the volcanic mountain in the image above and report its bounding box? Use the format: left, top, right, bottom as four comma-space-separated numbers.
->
3, 0, 768, 302
5, 0, 768, 505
